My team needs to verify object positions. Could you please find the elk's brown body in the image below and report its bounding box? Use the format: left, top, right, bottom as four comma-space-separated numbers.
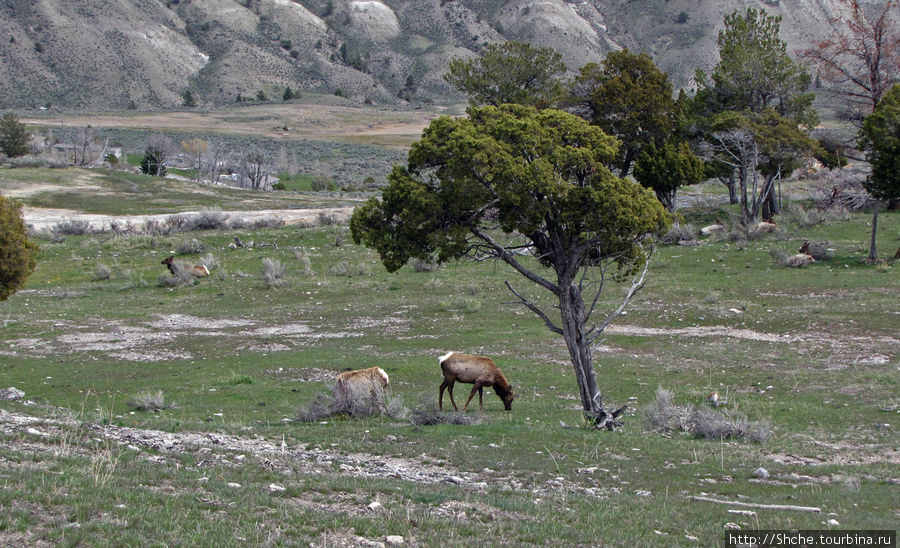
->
438, 352, 514, 412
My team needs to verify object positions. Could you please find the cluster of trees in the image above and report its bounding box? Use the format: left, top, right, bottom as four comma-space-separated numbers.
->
139, 134, 276, 191
352, 4, 898, 425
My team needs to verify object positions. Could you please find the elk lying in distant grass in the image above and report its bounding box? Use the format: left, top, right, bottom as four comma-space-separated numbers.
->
161, 255, 210, 278
439, 352, 515, 412
784, 253, 815, 268
332, 366, 390, 415
750, 220, 777, 237
699, 222, 726, 236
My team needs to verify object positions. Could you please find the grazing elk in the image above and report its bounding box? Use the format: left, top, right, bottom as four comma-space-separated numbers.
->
161, 255, 210, 278
438, 352, 515, 412
333, 366, 390, 414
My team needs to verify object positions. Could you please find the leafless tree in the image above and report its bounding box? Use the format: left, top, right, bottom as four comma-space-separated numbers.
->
73, 126, 107, 166
236, 150, 275, 190
801, 0, 899, 127
202, 140, 227, 185
181, 138, 207, 183
277, 145, 299, 179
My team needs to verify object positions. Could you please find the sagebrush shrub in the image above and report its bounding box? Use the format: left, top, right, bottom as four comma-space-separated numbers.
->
127, 390, 176, 412
261, 258, 287, 288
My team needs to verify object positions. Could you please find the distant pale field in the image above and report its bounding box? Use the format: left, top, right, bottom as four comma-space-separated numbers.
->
21, 100, 452, 148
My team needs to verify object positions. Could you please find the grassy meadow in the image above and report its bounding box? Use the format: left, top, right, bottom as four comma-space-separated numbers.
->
0, 166, 898, 546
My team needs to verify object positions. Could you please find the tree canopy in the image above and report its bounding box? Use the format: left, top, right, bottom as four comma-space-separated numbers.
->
860, 84, 900, 203
351, 105, 670, 427
699, 7, 817, 124
859, 84, 900, 259
0, 113, 31, 158
634, 141, 705, 212
0, 195, 38, 301
568, 50, 678, 176
444, 41, 567, 108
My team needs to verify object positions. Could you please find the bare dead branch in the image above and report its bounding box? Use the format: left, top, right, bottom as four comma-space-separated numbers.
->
472, 227, 560, 294
504, 280, 563, 335
691, 496, 821, 513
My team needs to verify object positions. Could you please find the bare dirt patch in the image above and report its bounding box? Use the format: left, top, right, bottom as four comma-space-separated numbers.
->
3, 314, 383, 363
605, 324, 898, 371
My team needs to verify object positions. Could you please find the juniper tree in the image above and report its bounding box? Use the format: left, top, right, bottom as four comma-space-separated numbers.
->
568, 50, 678, 177
351, 105, 670, 428
444, 41, 567, 108
0, 113, 31, 158
0, 195, 38, 301
859, 84, 900, 260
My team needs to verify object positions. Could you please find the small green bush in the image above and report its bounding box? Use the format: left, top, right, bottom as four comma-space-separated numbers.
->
0, 195, 39, 301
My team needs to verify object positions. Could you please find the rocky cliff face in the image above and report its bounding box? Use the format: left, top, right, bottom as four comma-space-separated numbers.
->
0, 0, 854, 110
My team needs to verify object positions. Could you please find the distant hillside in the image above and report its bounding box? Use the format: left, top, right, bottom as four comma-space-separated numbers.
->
0, 0, 859, 110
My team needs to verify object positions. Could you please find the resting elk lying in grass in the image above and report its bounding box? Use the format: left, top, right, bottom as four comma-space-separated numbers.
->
161, 255, 210, 278
438, 352, 515, 412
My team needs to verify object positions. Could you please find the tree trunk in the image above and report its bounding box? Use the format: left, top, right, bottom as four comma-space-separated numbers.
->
727, 172, 739, 204
558, 282, 625, 430
717, 174, 739, 204
655, 190, 676, 212
761, 174, 780, 221
619, 147, 637, 178
868, 201, 880, 261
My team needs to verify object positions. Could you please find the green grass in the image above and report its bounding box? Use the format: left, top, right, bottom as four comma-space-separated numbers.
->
0, 195, 897, 545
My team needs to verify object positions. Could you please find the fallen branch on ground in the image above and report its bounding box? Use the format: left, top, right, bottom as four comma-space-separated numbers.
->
690, 495, 821, 513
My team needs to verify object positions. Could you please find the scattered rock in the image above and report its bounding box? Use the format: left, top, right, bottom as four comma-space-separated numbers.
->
752, 467, 770, 480
0, 387, 25, 401
724, 522, 741, 530
268, 483, 286, 493
385, 535, 404, 545
827, 519, 840, 526
226, 482, 241, 489
367, 501, 384, 512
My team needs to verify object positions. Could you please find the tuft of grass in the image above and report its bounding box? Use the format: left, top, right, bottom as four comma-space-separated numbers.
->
661, 222, 697, 245
411, 257, 438, 272
222, 373, 254, 386
199, 253, 219, 271
261, 257, 287, 288
296, 381, 408, 422
642, 387, 771, 442
176, 238, 206, 255
192, 208, 229, 230
317, 211, 339, 226
126, 390, 176, 412
92, 262, 111, 281
293, 247, 315, 276
51, 220, 93, 236
410, 398, 483, 426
